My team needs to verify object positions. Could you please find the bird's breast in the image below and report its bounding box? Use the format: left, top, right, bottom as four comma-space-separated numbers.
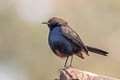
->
48, 27, 64, 47
48, 27, 73, 56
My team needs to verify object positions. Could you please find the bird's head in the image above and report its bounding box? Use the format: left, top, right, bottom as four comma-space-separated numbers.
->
42, 17, 68, 30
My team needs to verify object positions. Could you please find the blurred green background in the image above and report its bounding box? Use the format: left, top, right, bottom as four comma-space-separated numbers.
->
0, 0, 120, 80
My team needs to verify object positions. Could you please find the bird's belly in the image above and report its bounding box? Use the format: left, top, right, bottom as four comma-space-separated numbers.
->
49, 31, 73, 57
55, 50, 70, 57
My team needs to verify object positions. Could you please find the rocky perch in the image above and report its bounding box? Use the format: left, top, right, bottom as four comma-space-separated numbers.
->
55, 66, 118, 80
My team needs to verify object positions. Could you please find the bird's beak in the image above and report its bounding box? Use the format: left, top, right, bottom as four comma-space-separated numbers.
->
42, 22, 50, 24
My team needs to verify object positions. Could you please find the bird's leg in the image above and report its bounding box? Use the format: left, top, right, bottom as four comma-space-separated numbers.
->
64, 56, 69, 67
70, 55, 73, 67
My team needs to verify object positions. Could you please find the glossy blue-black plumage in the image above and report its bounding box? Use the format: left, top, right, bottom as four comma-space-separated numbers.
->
42, 17, 109, 67
49, 26, 73, 56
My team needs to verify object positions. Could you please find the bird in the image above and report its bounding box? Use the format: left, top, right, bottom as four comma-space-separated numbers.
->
42, 17, 109, 67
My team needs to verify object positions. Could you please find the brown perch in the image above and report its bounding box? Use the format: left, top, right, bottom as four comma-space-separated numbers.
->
55, 66, 118, 80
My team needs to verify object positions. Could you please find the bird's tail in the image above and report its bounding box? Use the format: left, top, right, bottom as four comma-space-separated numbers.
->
86, 46, 109, 56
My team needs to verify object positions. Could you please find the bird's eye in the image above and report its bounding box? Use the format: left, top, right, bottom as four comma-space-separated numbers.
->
50, 21, 58, 26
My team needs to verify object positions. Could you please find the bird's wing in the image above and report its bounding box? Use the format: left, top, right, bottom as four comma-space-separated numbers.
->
61, 25, 89, 56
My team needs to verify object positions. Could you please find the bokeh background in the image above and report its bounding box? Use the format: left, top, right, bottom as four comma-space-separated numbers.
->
0, 0, 120, 80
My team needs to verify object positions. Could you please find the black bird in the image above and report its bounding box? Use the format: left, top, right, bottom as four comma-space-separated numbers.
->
42, 17, 109, 67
